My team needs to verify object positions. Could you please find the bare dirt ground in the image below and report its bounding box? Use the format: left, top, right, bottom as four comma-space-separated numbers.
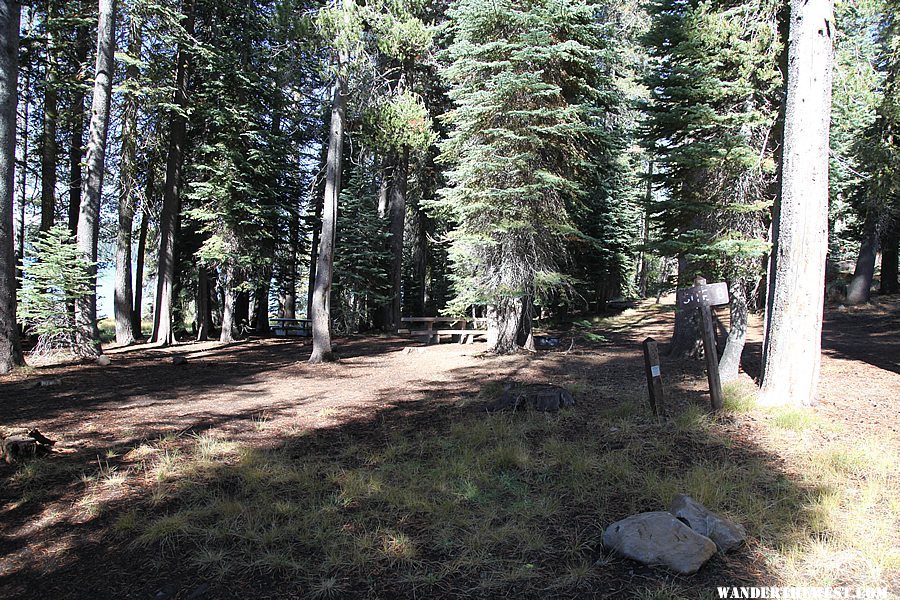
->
0, 296, 897, 599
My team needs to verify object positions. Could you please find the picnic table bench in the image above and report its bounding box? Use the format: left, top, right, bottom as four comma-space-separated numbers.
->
400, 317, 488, 344
272, 318, 311, 337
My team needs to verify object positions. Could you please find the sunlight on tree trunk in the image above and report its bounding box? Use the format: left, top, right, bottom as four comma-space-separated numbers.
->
309, 73, 345, 364
75, 0, 117, 357
152, 0, 193, 347
760, 0, 834, 407
0, 0, 24, 374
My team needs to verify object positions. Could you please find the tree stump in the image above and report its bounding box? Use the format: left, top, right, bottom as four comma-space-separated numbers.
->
1, 429, 56, 464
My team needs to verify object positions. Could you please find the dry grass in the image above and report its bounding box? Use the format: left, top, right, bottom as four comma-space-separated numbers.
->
6, 378, 897, 597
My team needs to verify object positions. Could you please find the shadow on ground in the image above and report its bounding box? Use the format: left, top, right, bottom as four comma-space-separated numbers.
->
0, 328, 827, 599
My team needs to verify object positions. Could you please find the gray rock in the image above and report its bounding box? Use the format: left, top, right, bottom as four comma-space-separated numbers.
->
39, 377, 62, 387
96, 355, 111, 366
669, 494, 746, 553
172, 355, 188, 365
602, 511, 717, 574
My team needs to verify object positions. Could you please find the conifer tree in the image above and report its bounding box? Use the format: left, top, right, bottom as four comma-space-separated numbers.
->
437, 0, 610, 353
643, 0, 780, 373
0, 0, 24, 373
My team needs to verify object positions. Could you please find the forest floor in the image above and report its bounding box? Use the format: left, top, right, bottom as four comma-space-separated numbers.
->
0, 296, 898, 599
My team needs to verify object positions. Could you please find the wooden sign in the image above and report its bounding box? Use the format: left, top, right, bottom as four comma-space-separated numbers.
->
642, 337, 664, 419
677, 277, 729, 411
677, 281, 729, 309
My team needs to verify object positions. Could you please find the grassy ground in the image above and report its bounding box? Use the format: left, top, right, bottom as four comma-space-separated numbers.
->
3, 302, 897, 598
9, 381, 896, 598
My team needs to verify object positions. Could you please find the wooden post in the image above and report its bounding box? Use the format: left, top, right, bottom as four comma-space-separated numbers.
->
698, 300, 724, 410
677, 276, 728, 411
642, 337, 665, 419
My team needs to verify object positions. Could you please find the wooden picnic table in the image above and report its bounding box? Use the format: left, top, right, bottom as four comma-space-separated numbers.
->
400, 316, 488, 344
272, 318, 311, 337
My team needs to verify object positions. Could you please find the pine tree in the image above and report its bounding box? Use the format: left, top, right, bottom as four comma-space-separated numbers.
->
642, 0, 780, 373
847, 0, 899, 299
0, 0, 24, 373
437, 0, 611, 353
17, 226, 93, 354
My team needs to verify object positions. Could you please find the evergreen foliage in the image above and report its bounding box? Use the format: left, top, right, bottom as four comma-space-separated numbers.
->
436, 0, 614, 349
17, 226, 94, 354
642, 0, 780, 288
852, 0, 900, 239
332, 162, 392, 333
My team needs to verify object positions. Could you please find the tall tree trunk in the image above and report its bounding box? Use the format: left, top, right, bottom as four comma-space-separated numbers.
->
68, 1, 90, 234
880, 219, 899, 294
74, 0, 117, 357
306, 143, 327, 319
846, 210, 879, 304
234, 288, 249, 332
669, 255, 703, 358
220, 265, 236, 343
389, 147, 408, 329
0, 0, 24, 374
410, 201, 428, 315
719, 280, 748, 382
14, 7, 30, 284
254, 268, 271, 335
308, 73, 345, 364
487, 297, 523, 354
40, 0, 59, 232
113, 14, 141, 346
760, 0, 833, 407
196, 266, 210, 340
283, 208, 298, 319
637, 160, 653, 298
152, 0, 194, 345
132, 188, 149, 338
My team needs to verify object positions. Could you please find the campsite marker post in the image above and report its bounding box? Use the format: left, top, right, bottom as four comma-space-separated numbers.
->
642, 337, 664, 419
676, 277, 729, 411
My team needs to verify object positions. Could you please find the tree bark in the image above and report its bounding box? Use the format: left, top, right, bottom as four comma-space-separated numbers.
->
410, 201, 428, 315
637, 160, 653, 298
220, 265, 236, 343
254, 269, 271, 335
196, 266, 210, 340
152, 0, 194, 345
113, 14, 141, 346
283, 208, 298, 319
760, 0, 833, 407
389, 147, 408, 329
487, 297, 523, 354
880, 219, 899, 294
68, 8, 90, 235
40, 0, 59, 232
308, 73, 345, 364
74, 0, 117, 357
132, 190, 149, 338
306, 143, 327, 319
0, 0, 24, 374
14, 7, 30, 285
846, 210, 879, 304
669, 255, 702, 358
719, 280, 748, 382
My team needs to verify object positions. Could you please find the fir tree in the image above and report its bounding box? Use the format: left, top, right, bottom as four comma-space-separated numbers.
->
642, 0, 781, 370
437, 0, 611, 353
17, 226, 94, 355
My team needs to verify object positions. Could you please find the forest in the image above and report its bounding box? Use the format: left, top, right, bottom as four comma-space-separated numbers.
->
0, 0, 898, 597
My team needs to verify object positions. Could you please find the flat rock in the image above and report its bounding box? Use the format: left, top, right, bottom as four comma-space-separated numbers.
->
669, 494, 746, 553
602, 511, 717, 574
